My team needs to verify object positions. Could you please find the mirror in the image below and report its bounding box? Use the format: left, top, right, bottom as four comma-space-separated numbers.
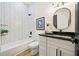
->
53, 8, 71, 31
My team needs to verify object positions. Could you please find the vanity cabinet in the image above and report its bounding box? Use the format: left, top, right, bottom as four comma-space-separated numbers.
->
59, 48, 74, 56
39, 36, 75, 56
47, 44, 58, 56
47, 44, 74, 56
39, 36, 47, 56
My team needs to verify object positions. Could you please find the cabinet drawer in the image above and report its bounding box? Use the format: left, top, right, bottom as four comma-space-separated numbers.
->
59, 48, 75, 56
47, 38, 75, 52
48, 37, 73, 46
47, 43, 74, 56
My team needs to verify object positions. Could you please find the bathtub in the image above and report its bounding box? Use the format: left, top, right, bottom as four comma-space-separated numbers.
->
0, 38, 35, 56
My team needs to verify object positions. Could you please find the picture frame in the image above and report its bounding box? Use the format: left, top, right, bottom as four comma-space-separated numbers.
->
36, 17, 45, 30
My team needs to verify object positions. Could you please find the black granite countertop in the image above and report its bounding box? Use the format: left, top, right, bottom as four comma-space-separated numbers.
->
39, 31, 76, 42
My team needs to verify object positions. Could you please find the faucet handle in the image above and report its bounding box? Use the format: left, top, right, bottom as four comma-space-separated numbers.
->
29, 35, 32, 38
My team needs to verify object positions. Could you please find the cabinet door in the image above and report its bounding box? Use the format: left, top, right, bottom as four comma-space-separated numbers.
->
59, 48, 74, 56
39, 46, 46, 56
47, 44, 58, 56
39, 36, 47, 56
47, 37, 74, 52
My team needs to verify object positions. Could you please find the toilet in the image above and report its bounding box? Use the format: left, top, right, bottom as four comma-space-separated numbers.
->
28, 41, 39, 56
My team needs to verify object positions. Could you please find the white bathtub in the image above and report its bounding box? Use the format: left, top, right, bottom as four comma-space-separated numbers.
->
0, 38, 34, 53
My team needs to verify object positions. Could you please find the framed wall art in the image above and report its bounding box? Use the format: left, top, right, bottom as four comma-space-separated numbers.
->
36, 17, 45, 30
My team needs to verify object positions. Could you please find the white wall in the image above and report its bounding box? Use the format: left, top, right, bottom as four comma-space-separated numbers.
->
28, 3, 51, 41
0, 2, 35, 46
31, 2, 76, 33
30, 2, 53, 34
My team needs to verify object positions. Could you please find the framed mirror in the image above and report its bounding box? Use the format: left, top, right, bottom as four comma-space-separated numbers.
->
53, 8, 71, 32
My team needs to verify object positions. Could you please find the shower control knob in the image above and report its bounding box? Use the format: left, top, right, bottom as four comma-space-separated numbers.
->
29, 36, 32, 38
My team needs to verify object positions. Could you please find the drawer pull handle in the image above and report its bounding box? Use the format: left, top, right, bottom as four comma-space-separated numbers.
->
56, 49, 58, 56
60, 50, 62, 56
